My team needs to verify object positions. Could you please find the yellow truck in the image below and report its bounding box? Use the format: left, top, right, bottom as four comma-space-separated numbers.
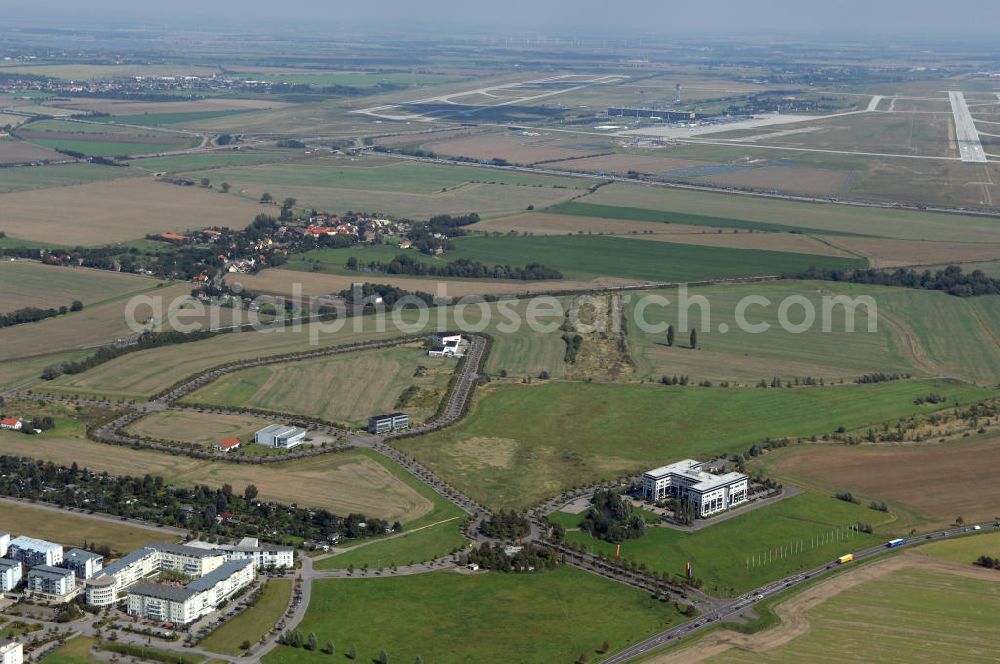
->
837, 554, 855, 564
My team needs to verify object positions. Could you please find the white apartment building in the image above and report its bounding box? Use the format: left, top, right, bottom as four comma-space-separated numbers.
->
63, 548, 103, 579
26, 565, 76, 598
185, 538, 295, 569
0, 532, 9, 558
7, 536, 62, 567
642, 459, 749, 518
127, 559, 255, 624
0, 559, 22, 592
84, 542, 226, 608
0, 641, 23, 664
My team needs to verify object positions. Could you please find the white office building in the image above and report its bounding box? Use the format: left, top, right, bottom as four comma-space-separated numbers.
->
26, 565, 76, 598
126, 559, 255, 624
0, 559, 22, 592
0, 532, 9, 558
0, 641, 23, 664
7, 537, 62, 567
642, 459, 748, 518
254, 424, 306, 449
63, 548, 103, 580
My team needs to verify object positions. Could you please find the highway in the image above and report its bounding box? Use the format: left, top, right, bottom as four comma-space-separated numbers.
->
949, 91, 988, 163
602, 522, 998, 663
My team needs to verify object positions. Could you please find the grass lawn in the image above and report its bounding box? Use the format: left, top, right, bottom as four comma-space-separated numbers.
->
914, 530, 1000, 566
396, 380, 992, 510
263, 567, 684, 664
181, 345, 455, 428
288, 234, 863, 283
0, 162, 138, 193
314, 518, 469, 570
40, 635, 97, 663
124, 410, 277, 448
200, 579, 292, 655
705, 567, 1000, 663
557, 492, 888, 597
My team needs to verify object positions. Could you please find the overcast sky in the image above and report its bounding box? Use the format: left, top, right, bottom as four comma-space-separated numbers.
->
11, 0, 1000, 39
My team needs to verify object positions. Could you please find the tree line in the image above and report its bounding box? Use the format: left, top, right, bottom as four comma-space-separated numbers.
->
1, 300, 82, 328
788, 264, 1000, 297
346, 253, 563, 280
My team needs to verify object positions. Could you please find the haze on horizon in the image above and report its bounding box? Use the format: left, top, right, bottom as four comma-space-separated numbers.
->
8, 0, 1000, 41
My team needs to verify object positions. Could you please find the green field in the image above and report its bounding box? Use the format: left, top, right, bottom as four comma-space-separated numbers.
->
915, 530, 1000, 565
263, 567, 683, 664
396, 380, 992, 510
547, 200, 869, 236
0, 261, 156, 313
181, 345, 455, 427
705, 567, 1000, 663
626, 282, 1000, 384
0, 162, 137, 193
25, 119, 183, 137
289, 234, 863, 282
26, 137, 199, 157
130, 151, 284, 172
96, 110, 253, 126
200, 579, 293, 655
314, 518, 469, 570
555, 492, 887, 597
582, 182, 1000, 243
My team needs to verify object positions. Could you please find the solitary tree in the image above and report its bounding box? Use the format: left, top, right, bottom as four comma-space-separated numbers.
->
689, 328, 697, 349
244, 484, 259, 501
666, 324, 674, 347
200, 177, 211, 188
220, 182, 231, 193
282, 197, 297, 210
348, 644, 357, 660
379, 650, 390, 664
260, 192, 273, 204
306, 633, 318, 651
324, 639, 335, 655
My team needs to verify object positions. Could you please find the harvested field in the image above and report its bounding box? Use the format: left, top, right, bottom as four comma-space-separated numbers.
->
659, 556, 1000, 664
227, 267, 640, 298
542, 153, 712, 174
19, 130, 191, 146
828, 236, 1000, 268
0, 138, 62, 165
851, 158, 1000, 209
40, 97, 293, 116
0, 282, 192, 362
0, 431, 434, 523
0, 261, 155, 313
125, 410, 276, 447
0, 501, 176, 554
421, 132, 608, 164
618, 230, 853, 257
0, 177, 268, 244
0, 162, 138, 193
183, 345, 455, 427
695, 165, 854, 196
762, 436, 1000, 528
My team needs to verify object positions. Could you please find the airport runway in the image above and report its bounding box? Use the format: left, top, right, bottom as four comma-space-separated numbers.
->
949, 91, 988, 163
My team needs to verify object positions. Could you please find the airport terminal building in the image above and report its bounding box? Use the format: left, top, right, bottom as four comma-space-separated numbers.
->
642, 459, 748, 517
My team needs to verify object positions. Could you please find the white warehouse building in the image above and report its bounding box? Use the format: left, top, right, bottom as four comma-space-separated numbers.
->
642, 459, 748, 518
254, 425, 306, 449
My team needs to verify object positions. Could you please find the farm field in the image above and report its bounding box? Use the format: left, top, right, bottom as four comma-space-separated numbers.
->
182, 344, 457, 427
757, 436, 1000, 529
554, 492, 887, 596
21, 133, 199, 157
396, 380, 991, 510
130, 151, 287, 172
38, 95, 291, 115
420, 130, 611, 164
0, 162, 137, 193
915, 530, 1000, 565
42, 300, 569, 400
0, 261, 155, 313
579, 182, 1000, 243
0, 281, 192, 363
0, 427, 439, 524
698, 565, 1000, 664
0, 137, 62, 165
199, 579, 293, 655
23, 119, 188, 137
286, 234, 862, 282
693, 165, 853, 196
0, 501, 177, 555
542, 153, 715, 175
626, 282, 1000, 384
263, 567, 683, 664
0, 177, 268, 244
314, 518, 468, 570
124, 410, 276, 448
828, 236, 1000, 268
188, 158, 585, 218
228, 266, 640, 299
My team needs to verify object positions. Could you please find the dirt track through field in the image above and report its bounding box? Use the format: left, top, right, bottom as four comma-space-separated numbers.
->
646, 553, 1000, 664
875, 308, 942, 376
